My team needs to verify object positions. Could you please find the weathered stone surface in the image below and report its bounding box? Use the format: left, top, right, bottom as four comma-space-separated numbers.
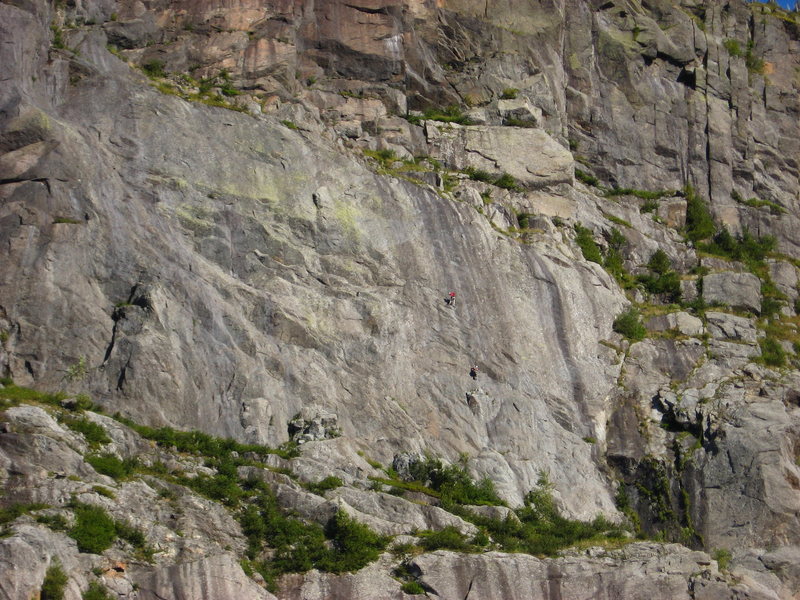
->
705, 311, 760, 343
2, 0, 800, 597
131, 553, 277, 600
330, 487, 479, 536
425, 122, 574, 188
703, 272, 762, 313
645, 312, 704, 337
411, 544, 725, 600
497, 98, 542, 126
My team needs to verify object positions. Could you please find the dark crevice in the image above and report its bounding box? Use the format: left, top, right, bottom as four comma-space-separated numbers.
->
344, 3, 389, 15
0, 177, 51, 193
102, 319, 119, 364
24, 360, 34, 378
463, 577, 474, 600
116, 358, 129, 391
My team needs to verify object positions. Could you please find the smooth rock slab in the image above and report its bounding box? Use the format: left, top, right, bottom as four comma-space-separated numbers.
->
702, 272, 762, 314
131, 553, 277, 600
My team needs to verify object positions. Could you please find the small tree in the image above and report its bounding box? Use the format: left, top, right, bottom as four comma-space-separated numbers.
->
41, 561, 68, 600
613, 308, 646, 341
684, 185, 715, 242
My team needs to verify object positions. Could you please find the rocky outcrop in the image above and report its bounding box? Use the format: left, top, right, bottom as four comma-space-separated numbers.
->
2, 0, 800, 598
702, 272, 763, 313
425, 122, 575, 188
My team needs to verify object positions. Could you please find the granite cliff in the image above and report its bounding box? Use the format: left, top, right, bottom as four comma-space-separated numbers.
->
1, 0, 799, 598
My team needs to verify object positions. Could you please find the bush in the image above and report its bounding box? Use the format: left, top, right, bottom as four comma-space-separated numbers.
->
62, 417, 111, 447
0, 502, 48, 525
701, 228, 775, 264
639, 250, 681, 302
142, 59, 166, 78
419, 525, 472, 551
463, 166, 495, 183
759, 337, 786, 367
406, 457, 504, 507
319, 510, 389, 573
493, 172, 522, 192
684, 185, 715, 241
36, 513, 69, 531
647, 249, 672, 275
305, 476, 343, 496
41, 561, 69, 600
401, 580, 425, 594
613, 308, 646, 341
713, 548, 732, 572
574, 225, 602, 264
69, 502, 117, 554
86, 454, 138, 480
575, 169, 599, 186
500, 88, 519, 99
82, 581, 113, 600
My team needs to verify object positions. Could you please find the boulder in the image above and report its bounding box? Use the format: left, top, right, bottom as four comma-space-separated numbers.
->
645, 312, 704, 336
497, 98, 542, 127
288, 408, 340, 443
702, 272, 762, 313
705, 311, 759, 343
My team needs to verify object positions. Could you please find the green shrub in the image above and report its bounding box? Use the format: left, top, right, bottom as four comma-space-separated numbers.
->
605, 188, 673, 200
574, 225, 602, 264
406, 457, 504, 507
401, 580, 425, 594
305, 476, 343, 496
82, 581, 113, 600
723, 38, 742, 57
319, 510, 389, 573
684, 185, 715, 241
41, 561, 69, 600
142, 59, 166, 78
407, 105, 472, 125
0, 384, 67, 407
504, 117, 536, 128
575, 169, 599, 187
493, 172, 522, 192
500, 88, 519, 99
419, 525, 472, 551
701, 228, 775, 264
613, 308, 646, 341
36, 513, 69, 531
713, 548, 732, 571
647, 249, 671, 274
759, 337, 786, 367
280, 120, 298, 130
463, 166, 495, 183
62, 417, 111, 447
640, 199, 659, 213
638, 250, 681, 302
0, 502, 49, 525
69, 502, 117, 554
86, 454, 138, 480
92, 486, 115, 499
604, 247, 626, 281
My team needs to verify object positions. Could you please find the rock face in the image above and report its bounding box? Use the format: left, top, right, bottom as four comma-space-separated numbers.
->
2, 0, 800, 598
425, 122, 575, 188
702, 272, 763, 313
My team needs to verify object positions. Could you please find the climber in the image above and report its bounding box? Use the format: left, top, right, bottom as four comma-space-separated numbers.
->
446, 291, 456, 307
469, 365, 478, 380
